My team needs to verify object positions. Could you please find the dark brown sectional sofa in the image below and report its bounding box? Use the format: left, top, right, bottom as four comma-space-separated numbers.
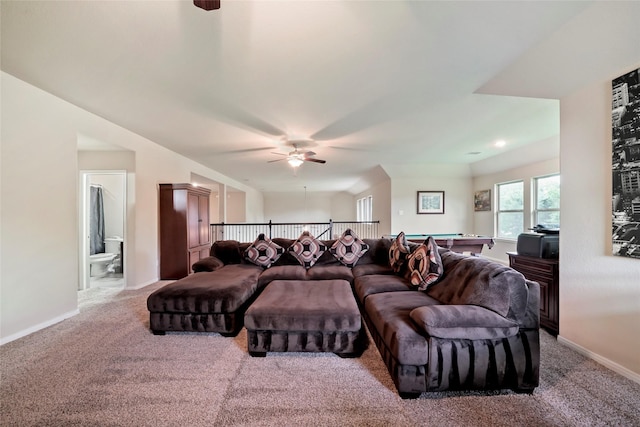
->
146, 237, 540, 398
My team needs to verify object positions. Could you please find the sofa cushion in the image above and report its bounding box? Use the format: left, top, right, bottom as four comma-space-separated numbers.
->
270, 238, 300, 266
409, 305, 519, 340
146, 264, 262, 314
244, 233, 284, 268
428, 250, 528, 323
353, 274, 412, 302
406, 236, 443, 291
357, 238, 394, 266
306, 265, 354, 281
330, 228, 370, 267
257, 265, 307, 288
389, 232, 410, 273
364, 291, 439, 366
210, 240, 243, 264
191, 256, 225, 273
288, 231, 327, 268
352, 263, 394, 277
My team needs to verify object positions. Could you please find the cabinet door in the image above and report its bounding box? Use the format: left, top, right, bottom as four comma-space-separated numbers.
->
198, 194, 210, 245
187, 193, 200, 248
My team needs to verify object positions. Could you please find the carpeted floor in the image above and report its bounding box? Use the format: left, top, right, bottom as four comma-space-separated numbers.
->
1, 282, 639, 426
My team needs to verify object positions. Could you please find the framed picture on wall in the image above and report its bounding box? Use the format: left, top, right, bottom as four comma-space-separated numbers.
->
417, 191, 444, 214
612, 66, 640, 259
474, 189, 491, 212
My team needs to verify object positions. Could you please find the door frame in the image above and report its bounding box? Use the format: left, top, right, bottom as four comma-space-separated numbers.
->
79, 170, 127, 290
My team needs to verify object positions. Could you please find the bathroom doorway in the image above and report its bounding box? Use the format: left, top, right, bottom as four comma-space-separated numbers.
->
80, 171, 127, 290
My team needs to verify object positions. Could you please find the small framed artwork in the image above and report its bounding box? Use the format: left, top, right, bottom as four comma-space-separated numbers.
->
474, 189, 491, 212
417, 191, 445, 214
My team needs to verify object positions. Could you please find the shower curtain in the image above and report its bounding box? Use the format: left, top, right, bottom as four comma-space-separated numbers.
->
90, 185, 105, 255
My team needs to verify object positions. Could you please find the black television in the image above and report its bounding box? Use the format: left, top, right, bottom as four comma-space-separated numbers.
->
516, 232, 559, 259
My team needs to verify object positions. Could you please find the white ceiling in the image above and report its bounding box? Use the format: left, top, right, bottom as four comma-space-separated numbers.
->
0, 1, 611, 193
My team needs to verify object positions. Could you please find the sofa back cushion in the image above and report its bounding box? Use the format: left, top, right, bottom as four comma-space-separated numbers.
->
210, 240, 243, 264
427, 250, 528, 324
356, 238, 393, 266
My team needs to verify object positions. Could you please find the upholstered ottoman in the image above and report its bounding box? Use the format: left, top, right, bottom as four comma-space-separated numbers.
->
244, 279, 367, 357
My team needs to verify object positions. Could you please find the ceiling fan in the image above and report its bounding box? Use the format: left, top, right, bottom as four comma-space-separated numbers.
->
194, 0, 220, 11
268, 144, 327, 168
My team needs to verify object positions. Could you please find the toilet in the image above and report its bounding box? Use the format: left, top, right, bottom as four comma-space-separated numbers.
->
89, 237, 123, 277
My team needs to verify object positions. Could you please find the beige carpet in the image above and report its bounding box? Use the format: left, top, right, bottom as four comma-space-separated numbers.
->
1, 282, 639, 426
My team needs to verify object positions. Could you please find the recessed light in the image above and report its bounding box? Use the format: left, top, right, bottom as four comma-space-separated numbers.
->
494, 140, 506, 148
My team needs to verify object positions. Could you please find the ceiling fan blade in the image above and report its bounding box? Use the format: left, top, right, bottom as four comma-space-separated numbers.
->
194, 0, 220, 11
302, 151, 316, 157
267, 158, 286, 163
218, 146, 276, 155
270, 152, 287, 156
304, 158, 326, 164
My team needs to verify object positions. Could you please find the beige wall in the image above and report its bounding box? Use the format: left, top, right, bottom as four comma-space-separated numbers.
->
559, 64, 640, 379
0, 72, 264, 343
2, 73, 80, 341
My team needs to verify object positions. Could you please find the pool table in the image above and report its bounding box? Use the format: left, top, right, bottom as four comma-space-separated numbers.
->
384, 233, 495, 256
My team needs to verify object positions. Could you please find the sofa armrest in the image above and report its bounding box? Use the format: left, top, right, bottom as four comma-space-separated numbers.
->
192, 256, 225, 273
409, 305, 519, 340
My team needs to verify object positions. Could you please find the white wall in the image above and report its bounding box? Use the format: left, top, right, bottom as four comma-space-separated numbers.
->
330, 192, 355, 221
264, 191, 334, 222
0, 72, 264, 343
227, 192, 246, 222
1, 73, 80, 342
386, 164, 473, 235
354, 178, 391, 238
559, 64, 640, 378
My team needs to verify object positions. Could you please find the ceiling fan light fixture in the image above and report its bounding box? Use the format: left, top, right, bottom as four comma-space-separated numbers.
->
288, 157, 304, 168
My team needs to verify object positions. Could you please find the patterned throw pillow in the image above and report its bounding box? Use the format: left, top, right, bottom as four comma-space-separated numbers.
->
389, 231, 410, 273
330, 228, 370, 267
406, 236, 444, 291
288, 231, 327, 269
244, 234, 284, 268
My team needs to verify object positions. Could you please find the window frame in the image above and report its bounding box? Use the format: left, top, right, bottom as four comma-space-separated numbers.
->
496, 180, 524, 240
356, 195, 373, 222
533, 174, 560, 228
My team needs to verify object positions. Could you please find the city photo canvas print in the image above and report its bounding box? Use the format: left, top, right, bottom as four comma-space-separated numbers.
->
612, 67, 640, 259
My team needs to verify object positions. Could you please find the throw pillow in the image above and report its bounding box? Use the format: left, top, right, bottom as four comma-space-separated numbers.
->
406, 236, 444, 291
244, 233, 284, 268
389, 231, 410, 273
288, 231, 327, 269
330, 228, 370, 267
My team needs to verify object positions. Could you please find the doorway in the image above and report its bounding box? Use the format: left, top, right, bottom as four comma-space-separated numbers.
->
80, 171, 127, 290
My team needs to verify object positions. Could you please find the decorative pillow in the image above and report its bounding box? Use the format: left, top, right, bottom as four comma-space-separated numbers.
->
192, 256, 225, 273
244, 234, 284, 268
330, 228, 370, 267
406, 236, 444, 291
288, 231, 327, 269
389, 231, 410, 273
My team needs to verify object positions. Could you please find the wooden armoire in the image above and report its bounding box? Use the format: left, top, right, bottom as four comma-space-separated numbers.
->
159, 183, 211, 280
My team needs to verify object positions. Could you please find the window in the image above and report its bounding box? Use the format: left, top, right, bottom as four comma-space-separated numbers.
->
497, 181, 524, 239
534, 174, 560, 228
357, 196, 373, 222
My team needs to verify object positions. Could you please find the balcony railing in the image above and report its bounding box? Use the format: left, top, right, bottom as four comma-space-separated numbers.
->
210, 220, 380, 243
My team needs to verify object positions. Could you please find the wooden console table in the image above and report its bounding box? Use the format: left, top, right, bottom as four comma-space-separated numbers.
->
507, 252, 559, 336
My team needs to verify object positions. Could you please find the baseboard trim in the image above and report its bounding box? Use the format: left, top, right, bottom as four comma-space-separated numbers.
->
557, 335, 640, 385
0, 309, 80, 346
125, 277, 160, 290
